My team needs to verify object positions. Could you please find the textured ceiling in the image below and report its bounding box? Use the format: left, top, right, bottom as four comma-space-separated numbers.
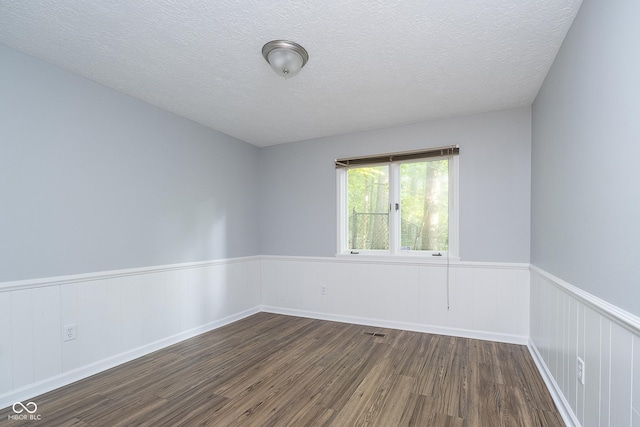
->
0, 1, 582, 146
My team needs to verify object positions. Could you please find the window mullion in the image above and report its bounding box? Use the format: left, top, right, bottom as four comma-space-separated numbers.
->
389, 162, 401, 254
448, 155, 459, 258
336, 168, 348, 254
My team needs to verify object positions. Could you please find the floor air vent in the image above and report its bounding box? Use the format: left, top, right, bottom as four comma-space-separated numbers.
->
363, 332, 386, 337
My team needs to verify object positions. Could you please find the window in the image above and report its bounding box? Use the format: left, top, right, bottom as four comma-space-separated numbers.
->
336, 147, 458, 258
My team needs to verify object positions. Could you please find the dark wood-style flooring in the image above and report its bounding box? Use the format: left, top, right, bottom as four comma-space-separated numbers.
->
1, 313, 563, 426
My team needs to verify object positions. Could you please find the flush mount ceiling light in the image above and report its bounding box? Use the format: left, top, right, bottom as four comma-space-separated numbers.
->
262, 40, 309, 79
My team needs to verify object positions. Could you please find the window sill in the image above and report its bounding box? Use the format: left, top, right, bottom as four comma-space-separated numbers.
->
335, 253, 461, 264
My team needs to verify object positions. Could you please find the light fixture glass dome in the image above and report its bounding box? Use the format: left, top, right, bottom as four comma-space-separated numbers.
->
262, 40, 309, 78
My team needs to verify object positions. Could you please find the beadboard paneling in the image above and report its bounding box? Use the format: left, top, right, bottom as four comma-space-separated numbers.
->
0, 292, 11, 396
530, 265, 640, 427
0, 257, 261, 410
261, 256, 530, 344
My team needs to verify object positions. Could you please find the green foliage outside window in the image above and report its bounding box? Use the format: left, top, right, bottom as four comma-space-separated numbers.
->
347, 159, 448, 252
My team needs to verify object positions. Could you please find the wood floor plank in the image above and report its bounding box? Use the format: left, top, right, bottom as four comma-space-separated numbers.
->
369, 374, 415, 426
497, 383, 542, 427
465, 360, 503, 426
0, 313, 564, 426
212, 323, 333, 399
416, 335, 458, 398
286, 404, 335, 427
228, 365, 327, 426
383, 330, 422, 375
16, 392, 113, 426
489, 341, 507, 385
431, 412, 465, 427
512, 344, 560, 413
413, 334, 445, 396
469, 338, 492, 364
253, 368, 333, 426
329, 356, 396, 426
534, 408, 567, 427
399, 332, 434, 377
313, 340, 385, 412
396, 393, 436, 426
87, 395, 168, 427
432, 352, 468, 419
138, 392, 229, 427
46, 418, 90, 427
350, 371, 401, 427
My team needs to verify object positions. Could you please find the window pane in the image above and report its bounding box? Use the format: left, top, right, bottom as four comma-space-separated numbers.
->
347, 166, 389, 250
400, 160, 448, 251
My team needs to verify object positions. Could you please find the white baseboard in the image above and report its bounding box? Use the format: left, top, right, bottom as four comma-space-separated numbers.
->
527, 338, 579, 427
0, 306, 261, 410
261, 305, 528, 345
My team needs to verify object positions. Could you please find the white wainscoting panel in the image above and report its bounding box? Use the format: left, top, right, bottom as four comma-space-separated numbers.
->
261, 256, 530, 344
15, 254, 640, 426
529, 265, 640, 427
0, 257, 261, 410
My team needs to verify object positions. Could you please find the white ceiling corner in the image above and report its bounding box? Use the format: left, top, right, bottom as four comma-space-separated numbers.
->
0, 0, 583, 146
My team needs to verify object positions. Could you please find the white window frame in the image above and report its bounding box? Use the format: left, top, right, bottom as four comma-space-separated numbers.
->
336, 155, 459, 260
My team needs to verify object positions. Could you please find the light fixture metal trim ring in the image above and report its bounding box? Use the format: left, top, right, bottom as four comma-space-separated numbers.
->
262, 40, 309, 67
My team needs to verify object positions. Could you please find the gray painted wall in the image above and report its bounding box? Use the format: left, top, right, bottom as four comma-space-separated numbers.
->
259, 108, 532, 263
0, 45, 260, 282
0, 41, 535, 281
531, 0, 640, 315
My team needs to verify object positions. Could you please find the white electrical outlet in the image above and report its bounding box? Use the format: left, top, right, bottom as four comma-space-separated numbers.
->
321, 286, 327, 295
577, 357, 585, 385
63, 324, 77, 342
